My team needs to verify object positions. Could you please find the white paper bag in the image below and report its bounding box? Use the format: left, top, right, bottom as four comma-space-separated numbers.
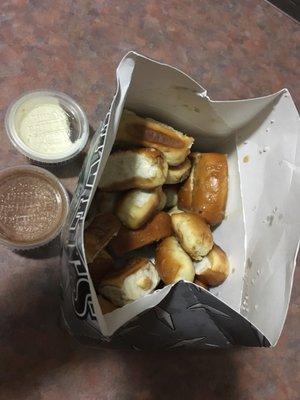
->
61, 52, 300, 349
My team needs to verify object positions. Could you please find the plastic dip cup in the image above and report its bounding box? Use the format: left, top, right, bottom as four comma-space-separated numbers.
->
5, 90, 89, 164
0, 165, 69, 249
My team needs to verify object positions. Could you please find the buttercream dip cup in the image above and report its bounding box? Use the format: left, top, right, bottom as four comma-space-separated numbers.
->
5, 90, 89, 164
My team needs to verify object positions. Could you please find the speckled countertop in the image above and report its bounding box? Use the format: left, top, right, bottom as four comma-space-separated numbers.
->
0, 1, 299, 399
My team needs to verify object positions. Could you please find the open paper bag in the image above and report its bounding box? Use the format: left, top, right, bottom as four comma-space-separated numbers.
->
61, 52, 300, 349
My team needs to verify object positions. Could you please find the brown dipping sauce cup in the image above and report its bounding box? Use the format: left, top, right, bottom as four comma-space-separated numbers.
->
0, 165, 69, 249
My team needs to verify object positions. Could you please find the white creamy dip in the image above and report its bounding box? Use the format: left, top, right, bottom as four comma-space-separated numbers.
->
5, 90, 89, 164
16, 98, 76, 156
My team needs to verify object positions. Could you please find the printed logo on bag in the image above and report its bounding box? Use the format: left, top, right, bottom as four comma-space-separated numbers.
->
66, 115, 110, 320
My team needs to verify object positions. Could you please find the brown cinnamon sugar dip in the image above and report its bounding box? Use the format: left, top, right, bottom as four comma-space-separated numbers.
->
0, 165, 69, 249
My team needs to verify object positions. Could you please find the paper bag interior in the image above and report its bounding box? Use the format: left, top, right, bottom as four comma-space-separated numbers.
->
88, 53, 300, 345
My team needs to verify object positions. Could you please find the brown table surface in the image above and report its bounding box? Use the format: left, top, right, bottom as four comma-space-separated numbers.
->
0, 1, 299, 399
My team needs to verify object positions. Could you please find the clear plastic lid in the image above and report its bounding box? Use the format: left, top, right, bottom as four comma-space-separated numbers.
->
0, 165, 69, 249
5, 90, 89, 164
